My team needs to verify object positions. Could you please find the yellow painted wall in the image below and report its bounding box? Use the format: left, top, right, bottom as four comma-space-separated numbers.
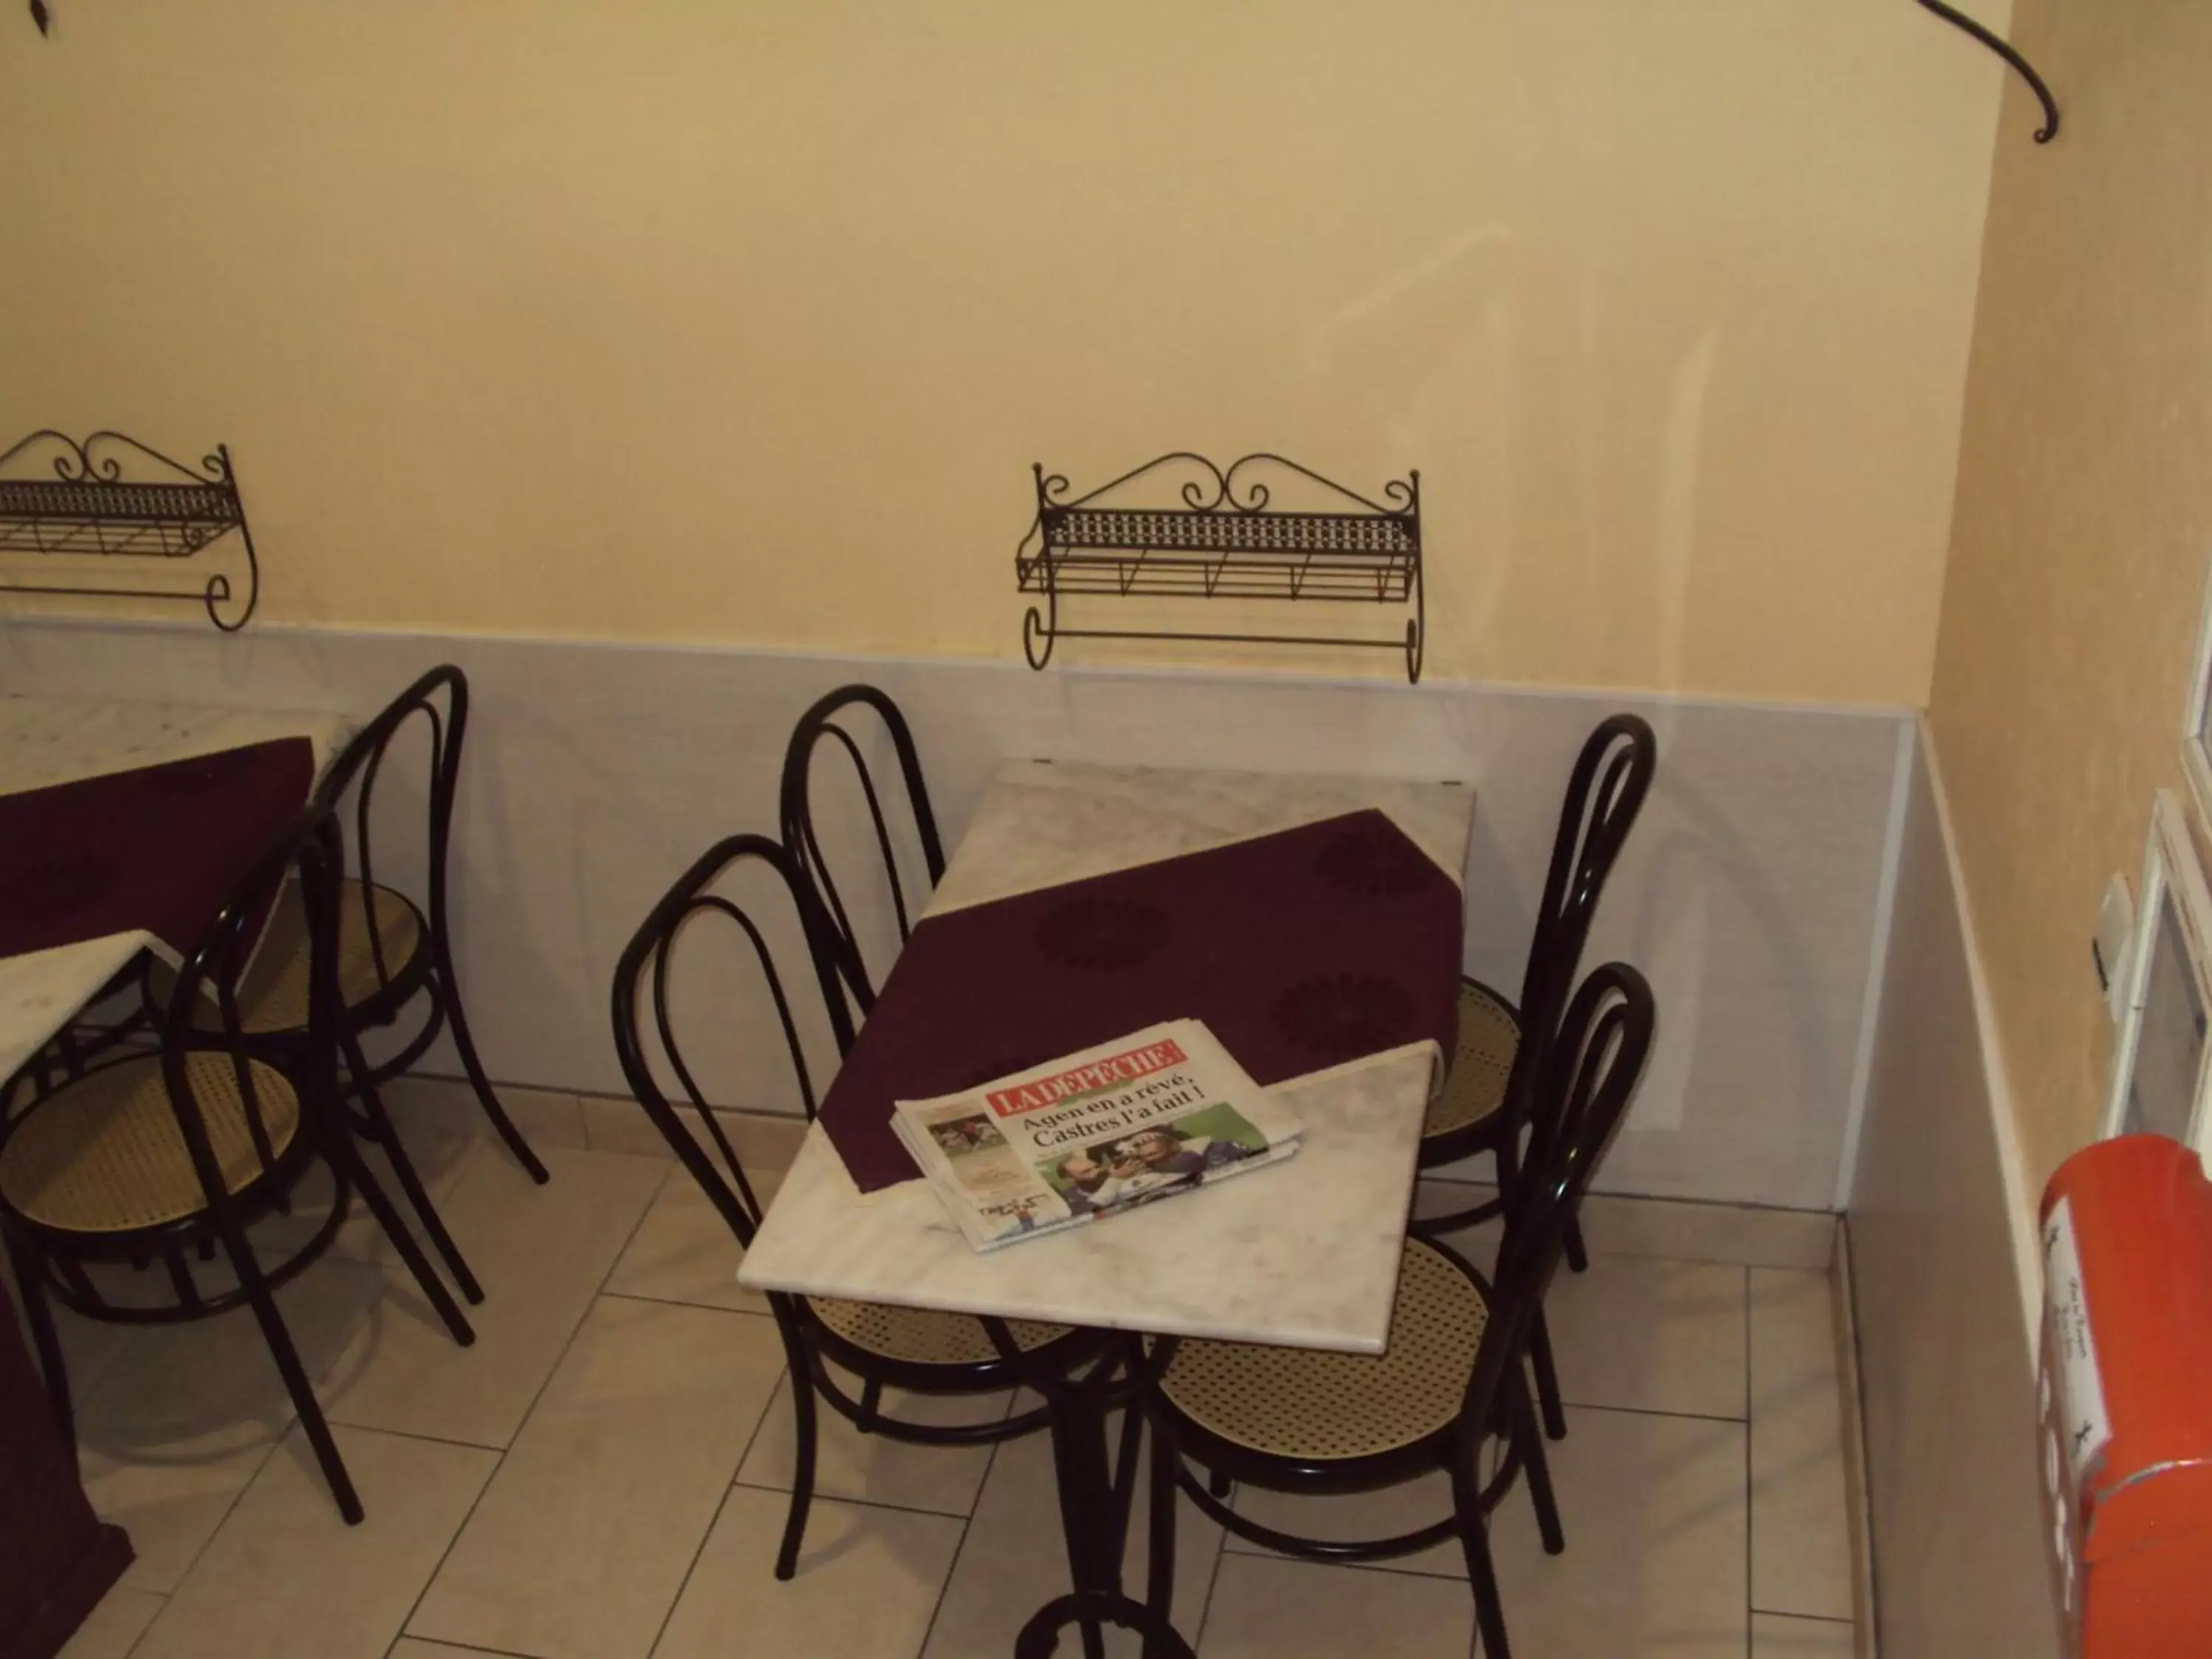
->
1928, 0, 2212, 1194
1, 1, 2004, 702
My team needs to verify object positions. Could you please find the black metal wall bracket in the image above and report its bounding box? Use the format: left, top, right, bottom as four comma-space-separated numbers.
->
1015, 452, 1425, 683
1913, 0, 2059, 143
0, 430, 262, 632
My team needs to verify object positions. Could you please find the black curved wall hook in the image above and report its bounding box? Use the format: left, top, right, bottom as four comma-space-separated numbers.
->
1913, 0, 2060, 143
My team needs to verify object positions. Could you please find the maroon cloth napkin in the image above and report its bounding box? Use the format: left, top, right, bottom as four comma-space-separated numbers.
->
817, 808, 1464, 1194
0, 738, 317, 961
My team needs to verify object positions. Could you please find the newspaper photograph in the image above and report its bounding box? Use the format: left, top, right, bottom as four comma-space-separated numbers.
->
891, 1019, 1304, 1251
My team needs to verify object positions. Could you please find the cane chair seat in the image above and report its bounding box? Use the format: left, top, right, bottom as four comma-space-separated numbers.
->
151, 878, 425, 1034
0, 1053, 299, 1234
1157, 1241, 1489, 1461
1422, 980, 1520, 1141
809, 1296, 1071, 1367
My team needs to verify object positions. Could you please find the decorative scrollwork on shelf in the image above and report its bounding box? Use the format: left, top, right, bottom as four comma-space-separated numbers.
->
1912, 0, 2059, 144
0, 429, 261, 632
1015, 452, 1426, 683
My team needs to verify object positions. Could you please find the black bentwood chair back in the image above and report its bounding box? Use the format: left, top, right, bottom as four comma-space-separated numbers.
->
312, 665, 547, 1183
1413, 713, 1656, 1245
1, 808, 476, 1524
611, 833, 1109, 1582
777, 684, 946, 1009
1140, 964, 1656, 1659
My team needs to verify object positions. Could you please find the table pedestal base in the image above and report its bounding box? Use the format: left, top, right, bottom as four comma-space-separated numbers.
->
1011, 1328, 1191, 1659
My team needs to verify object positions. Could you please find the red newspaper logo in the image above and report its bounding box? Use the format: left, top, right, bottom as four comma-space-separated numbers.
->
985, 1038, 1189, 1117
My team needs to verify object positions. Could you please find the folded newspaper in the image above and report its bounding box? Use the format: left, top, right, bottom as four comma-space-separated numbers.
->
890, 1019, 1304, 1251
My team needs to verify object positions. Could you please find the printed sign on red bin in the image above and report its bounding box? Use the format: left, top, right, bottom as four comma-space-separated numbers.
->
2039, 1135, 2212, 1657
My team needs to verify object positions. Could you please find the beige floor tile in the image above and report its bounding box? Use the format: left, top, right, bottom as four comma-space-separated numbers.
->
737, 1362, 1012, 1516
131, 1424, 495, 1659
1488, 1405, 1747, 1657
459, 1079, 589, 1155
1197, 1554, 1473, 1659
1416, 1181, 1835, 1271
1583, 1196, 1833, 1273
55, 1586, 166, 1659
1544, 1255, 1749, 1420
924, 1419, 1224, 1659
654, 1486, 964, 1659
408, 1295, 785, 1659
604, 1168, 781, 1314
73, 1256, 386, 1594
580, 1093, 684, 1158
579, 1096, 808, 1177
1753, 1611, 1856, 1656
1228, 1469, 1467, 1579
372, 1073, 589, 1156
388, 1644, 529, 1658
317, 1146, 667, 1447
1750, 1268, 1854, 1621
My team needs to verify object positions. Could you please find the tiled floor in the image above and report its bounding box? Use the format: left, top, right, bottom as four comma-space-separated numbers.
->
21, 1079, 1864, 1658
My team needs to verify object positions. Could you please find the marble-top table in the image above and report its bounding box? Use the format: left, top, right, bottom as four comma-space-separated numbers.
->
0, 695, 350, 1082
737, 760, 1475, 1356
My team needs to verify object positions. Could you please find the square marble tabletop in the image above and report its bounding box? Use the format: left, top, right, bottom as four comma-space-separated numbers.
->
736, 761, 1475, 1355
0, 695, 352, 1082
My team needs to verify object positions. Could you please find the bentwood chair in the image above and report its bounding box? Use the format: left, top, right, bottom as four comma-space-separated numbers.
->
1414, 713, 1655, 1235
1142, 964, 1656, 1659
1411, 714, 1652, 1441
777, 684, 945, 1007
150, 666, 546, 1304
1, 808, 476, 1524
611, 832, 1113, 1582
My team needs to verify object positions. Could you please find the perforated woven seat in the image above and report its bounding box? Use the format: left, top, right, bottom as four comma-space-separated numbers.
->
0, 1053, 300, 1234
808, 1297, 1071, 1366
151, 877, 425, 1034
1422, 980, 1519, 1141
1158, 1241, 1489, 1461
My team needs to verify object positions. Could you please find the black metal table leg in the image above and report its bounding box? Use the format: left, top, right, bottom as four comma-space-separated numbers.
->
987, 1324, 1196, 1659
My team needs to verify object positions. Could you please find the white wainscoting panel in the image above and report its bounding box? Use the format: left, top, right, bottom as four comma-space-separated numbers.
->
1, 621, 1905, 1209
1846, 728, 2061, 1658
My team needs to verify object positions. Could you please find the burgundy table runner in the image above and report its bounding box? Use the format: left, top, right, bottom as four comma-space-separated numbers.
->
816, 808, 1464, 1194
0, 739, 316, 962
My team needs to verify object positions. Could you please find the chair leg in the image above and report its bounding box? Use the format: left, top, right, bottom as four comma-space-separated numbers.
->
433, 954, 549, 1185
212, 1217, 363, 1523
345, 1034, 484, 1305
1528, 1311, 1568, 1442
1462, 1512, 1513, 1659
1512, 1381, 1565, 1556
5, 1236, 74, 1447
1208, 1467, 1232, 1500
1144, 1415, 1179, 1659
322, 1124, 476, 1349
1563, 1214, 1590, 1274
856, 1375, 883, 1431
776, 1349, 820, 1579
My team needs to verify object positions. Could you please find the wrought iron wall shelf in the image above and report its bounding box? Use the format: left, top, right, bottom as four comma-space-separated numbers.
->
1015, 453, 1425, 682
0, 431, 260, 632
